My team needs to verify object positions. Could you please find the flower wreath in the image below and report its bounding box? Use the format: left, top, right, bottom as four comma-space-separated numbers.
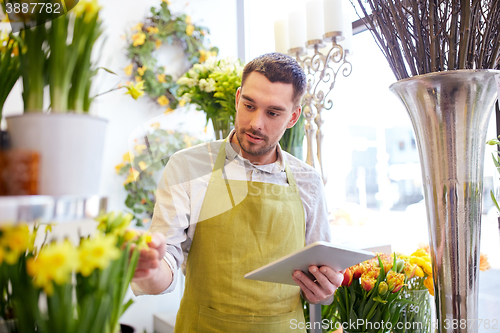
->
124, 1, 218, 110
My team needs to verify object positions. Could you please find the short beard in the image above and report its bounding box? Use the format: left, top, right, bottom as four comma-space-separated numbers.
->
235, 129, 276, 157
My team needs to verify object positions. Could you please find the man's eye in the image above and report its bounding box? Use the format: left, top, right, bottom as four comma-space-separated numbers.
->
268, 111, 279, 117
245, 104, 254, 110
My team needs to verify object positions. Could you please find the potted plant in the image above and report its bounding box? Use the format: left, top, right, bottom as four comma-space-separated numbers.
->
0, 212, 147, 333
4, 0, 142, 196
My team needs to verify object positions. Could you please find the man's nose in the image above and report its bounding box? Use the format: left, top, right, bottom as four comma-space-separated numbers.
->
249, 109, 265, 131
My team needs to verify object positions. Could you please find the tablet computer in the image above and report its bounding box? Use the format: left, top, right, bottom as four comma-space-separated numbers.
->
244, 241, 375, 286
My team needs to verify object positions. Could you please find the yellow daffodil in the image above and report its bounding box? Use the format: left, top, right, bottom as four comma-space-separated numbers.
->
96, 211, 133, 236
138, 161, 148, 171
135, 76, 142, 82
123, 229, 138, 242
137, 66, 147, 76
155, 39, 162, 49
115, 163, 124, 174
147, 27, 159, 34
132, 23, 143, 31
124, 81, 145, 100
161, 0, 171, 4
178, 99, 186, 107
164, 107, 174, 114
123, 152, 132, 162
132, 32, 146, 47
124, 168, 140, 185
134, 144, 147, 154
27, 240, 79, 295
73, 0, 101, 22
185, 15, 192, 24
157, 95, 170, 106
124, 63, 133, 76
0, 224, 31, 265
186, 24, 195, 36
78, 233, 120, 276
198, 49, 216, 63
157, 73, 166, 83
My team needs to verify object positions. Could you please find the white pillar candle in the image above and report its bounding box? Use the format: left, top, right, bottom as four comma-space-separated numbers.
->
288, 10, 307, 49
343, 19, 353, 55
324, 0, 344, 34
306, 0, 325, 42
274, 19, 290, 54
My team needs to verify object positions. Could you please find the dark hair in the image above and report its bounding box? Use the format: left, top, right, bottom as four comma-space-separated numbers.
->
241, 53, 306, 107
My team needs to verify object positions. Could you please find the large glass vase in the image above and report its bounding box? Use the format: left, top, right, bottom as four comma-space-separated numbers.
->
390, 70, 499, 333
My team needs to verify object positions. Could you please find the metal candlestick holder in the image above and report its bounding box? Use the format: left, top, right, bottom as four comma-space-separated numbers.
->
290, 32, 352, 184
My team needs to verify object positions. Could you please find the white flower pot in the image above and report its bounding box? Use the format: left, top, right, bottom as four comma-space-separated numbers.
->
6, 113, 108, 196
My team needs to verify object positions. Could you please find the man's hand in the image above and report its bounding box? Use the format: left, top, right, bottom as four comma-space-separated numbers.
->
292, 266, 344, 304
131, 232, 172, 294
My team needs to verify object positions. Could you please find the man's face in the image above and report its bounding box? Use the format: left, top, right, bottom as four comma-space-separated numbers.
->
233, 71, 301, 165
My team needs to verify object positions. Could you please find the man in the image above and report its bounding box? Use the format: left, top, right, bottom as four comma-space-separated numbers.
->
131, 53, 343, 332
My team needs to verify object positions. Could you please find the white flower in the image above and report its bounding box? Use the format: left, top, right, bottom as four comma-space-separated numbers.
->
199, 78, 216, 92
177, 77, 197, 88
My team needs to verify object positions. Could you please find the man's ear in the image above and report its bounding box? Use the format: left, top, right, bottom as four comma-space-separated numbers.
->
287, 106, 302, 129
235, 87, 241, 111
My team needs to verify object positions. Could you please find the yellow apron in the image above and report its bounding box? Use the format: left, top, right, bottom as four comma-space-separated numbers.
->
174, 140, 307, 333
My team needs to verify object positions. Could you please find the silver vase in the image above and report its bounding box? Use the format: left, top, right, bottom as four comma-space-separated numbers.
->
390, 70, 500, 333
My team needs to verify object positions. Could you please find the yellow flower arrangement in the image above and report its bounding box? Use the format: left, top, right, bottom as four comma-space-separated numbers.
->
125, 1, 218, 108
0, 213, 149, 333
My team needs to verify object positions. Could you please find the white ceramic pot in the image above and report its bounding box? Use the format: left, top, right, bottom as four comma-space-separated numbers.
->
6, 113, 108, 196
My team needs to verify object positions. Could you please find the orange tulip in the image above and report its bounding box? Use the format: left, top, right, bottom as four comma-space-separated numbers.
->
364, 264, 380, 280
360, 274, 376, 291
352, 263, 365, 279
342, 268, 353, 287
387, 270, 405, 293
480, 253, 491, 271
424, 275, 434, 296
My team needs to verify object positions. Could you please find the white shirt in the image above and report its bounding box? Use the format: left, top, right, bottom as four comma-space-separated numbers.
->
131, 131, 331, 296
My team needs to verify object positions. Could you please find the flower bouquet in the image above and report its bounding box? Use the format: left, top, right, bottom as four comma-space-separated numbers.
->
115, 125, 202, 226
335, 254, 413, 333
176, 56, 244, 139
0, 212, 149, 333
395, 245, 491, 333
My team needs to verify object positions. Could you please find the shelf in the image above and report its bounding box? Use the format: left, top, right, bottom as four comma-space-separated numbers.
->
0, 195, 107, 224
